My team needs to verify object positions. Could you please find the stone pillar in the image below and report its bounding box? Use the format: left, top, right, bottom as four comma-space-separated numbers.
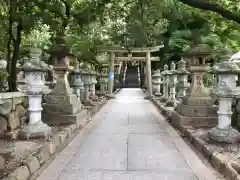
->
89, 71, 99, 101
176, 59, 190, 100
159, 64, 169, 102
118, 62, 122, 74
137, 65, 141, 86
165, 62, 178, 107
208, 49, 240, 143
106, 52, 115, 99
152, 69, 162, 97
123, 65, 127, 85
42, 37, 86, 127
144, 51, 153, 99
19, 48, 51, 138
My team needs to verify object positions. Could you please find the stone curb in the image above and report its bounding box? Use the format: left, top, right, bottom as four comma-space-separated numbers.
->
141, 88, 147, 93
150, 97, 240, 180
113, 88, 121, 94
0, 99, 108, 180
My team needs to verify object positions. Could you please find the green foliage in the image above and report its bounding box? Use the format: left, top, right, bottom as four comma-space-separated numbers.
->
0, 70, 8, 81
0, 0, 240, 91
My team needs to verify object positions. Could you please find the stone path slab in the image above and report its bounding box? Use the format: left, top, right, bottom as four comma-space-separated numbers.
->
37, 88, 224, 180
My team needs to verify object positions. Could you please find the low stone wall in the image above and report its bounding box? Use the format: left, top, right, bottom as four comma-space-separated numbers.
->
0, 97, 108, 180
0, 92, 28, 133
151, 97, 240, 180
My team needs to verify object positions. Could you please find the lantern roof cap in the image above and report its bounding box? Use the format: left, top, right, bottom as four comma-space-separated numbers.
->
184, 43, 211, 57
152, 69, 161, 77
22, 47, 49, 72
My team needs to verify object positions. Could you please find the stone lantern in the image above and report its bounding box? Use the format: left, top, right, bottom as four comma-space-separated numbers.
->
89, 70, 99, 101
152, 69, 162, 97
71, 62, 84, 102
165, 62, 178, 107
176, 59, 190, 100
159, 64, 170, 102
82, 69, 94, 106
208, 48, 240, 143
18, 47, 51, 138
42, 37, 86, 127
175, 43, 217, 127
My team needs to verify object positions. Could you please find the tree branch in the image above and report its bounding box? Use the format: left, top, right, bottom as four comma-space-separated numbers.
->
177, 0, 240, 24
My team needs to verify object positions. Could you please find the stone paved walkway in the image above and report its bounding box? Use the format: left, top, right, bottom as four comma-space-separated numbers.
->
37, 88, 224, 180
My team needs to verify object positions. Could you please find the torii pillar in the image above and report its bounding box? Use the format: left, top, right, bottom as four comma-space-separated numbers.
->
144, 51, 153, 99
106, 52, 115, 99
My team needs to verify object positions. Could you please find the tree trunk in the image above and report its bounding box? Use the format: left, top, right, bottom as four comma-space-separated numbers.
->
177, 0, 240, 24
11, 23, 22, 92
7, 1, 13, 92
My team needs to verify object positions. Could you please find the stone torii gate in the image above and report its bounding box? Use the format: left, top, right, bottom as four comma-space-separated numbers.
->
99, 45, 164, 99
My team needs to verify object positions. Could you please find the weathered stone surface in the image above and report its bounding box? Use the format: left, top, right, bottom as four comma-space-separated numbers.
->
22, 98, 29, 108
224, 163, 237, 180
63, 127, 72, 137
42, 110, 87, 128
58, 131, 68, 144
12, 97, 25, 110
7, 111, 20, 130
1, 177, 17, 180
43, 102, 81, 115
10, 166, 30, 180
209, 126, 240, 143
48, 141, 57, 155
171, 110, 217, 128
23, 156, 40, 174
15, 105, 26, 118
0, 155, 5, 170
0, 99, 12, 116
35, 145, 50, 165
176, 103, 217, 117
0, 116, 7, 133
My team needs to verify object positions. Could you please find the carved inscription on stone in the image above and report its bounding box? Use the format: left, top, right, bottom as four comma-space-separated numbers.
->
46, 105, 72, 114
45, 95, 68, 104
187, 98, 212, 106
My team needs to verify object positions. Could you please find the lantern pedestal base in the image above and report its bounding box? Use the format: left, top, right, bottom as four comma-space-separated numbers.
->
105, 94, 115, 99
209, 126, 240, 143
42, 110, 87, 128
171, 110, 218, 128
43, 101, 83, 115
159, 96, 168, 102
154, 92, 162, 97
89, 95, 99, 101
165, 99, 177, 107
176, 102, 217, 117
19, 121, 52, 139
83, 99, 95, 106
96, 91, 106, 97
144, 95, 153, 100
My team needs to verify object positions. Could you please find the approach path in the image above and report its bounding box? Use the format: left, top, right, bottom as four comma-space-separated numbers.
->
37, 88, 224, 180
